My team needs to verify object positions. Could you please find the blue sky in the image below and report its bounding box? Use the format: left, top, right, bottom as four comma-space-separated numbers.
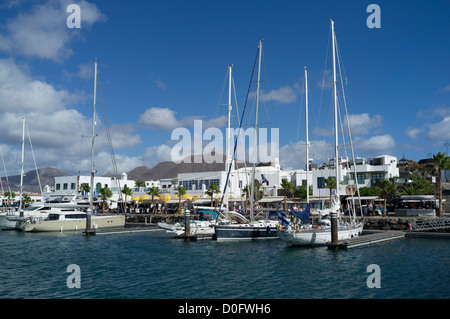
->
0, 0, 450, 176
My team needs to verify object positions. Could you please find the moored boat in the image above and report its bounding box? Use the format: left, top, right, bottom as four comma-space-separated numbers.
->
21, 211, 125, 232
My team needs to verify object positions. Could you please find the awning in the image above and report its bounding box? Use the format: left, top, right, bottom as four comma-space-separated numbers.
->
258, 196, 284, 203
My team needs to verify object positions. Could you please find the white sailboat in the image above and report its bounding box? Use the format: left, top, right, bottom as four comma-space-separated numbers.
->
214, 40, 279, 240
277, 20, 364, 246
0, 117, 48, 230
157, 66, 235, 238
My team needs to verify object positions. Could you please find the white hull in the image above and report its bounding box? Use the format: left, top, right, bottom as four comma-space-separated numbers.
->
277, 222, 364, 246
23, 215, 125, 232
0, 211, 49, 230
0, 214, 20, 230
158, 221, 216, 237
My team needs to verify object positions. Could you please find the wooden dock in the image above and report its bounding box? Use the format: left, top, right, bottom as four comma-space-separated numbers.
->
326, 230, 405, 249
84, 225, 159, 235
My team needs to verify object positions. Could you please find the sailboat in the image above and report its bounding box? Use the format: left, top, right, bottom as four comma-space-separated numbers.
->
20, 62, 125, 232
214, 40, 279, 240
277, 20, 364, 246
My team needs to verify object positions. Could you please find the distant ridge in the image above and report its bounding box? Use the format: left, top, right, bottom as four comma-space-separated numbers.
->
1, 168, 69, 193
114, 154, 229, 181
3, 154, 249, 193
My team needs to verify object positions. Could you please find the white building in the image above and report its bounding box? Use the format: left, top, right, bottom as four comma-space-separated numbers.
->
49, 172, 151, 207
294, 154, 399, 198
177, 158, 293, 203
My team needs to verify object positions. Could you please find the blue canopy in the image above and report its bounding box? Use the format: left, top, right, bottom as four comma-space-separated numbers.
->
278, 212, 290, 228
291, 204, 310, 223
197, 210, 217, 220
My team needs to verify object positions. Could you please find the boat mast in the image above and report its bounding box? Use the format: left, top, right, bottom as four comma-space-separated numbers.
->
250, 39, 263, 222
87, 61, 98, 235
331, 19, 339, 243
304, 67, 310, 205
225, 65, 233, 211
19, 117, 25, 216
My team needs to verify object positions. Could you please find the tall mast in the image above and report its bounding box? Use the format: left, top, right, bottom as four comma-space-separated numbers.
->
331, 19, 339, 199
330, 19, 339, 243
304, 67, 310, 205
19, 117, 25, 216
87, 61, 98, 235
224, 65, 233, 210
250, 39, 263, 221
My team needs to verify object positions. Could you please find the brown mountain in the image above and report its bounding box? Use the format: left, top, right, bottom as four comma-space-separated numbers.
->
127, 154, 228, 181
2, 168, 69, 193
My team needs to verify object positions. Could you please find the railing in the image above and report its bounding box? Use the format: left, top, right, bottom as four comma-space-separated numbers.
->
410, 218, 450, 231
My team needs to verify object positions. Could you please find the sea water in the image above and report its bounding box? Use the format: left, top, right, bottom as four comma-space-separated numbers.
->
0, 229, 448, 299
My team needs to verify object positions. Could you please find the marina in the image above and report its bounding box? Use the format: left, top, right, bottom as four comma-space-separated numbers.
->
0, 224, 448, 299
0, 0, 450, 304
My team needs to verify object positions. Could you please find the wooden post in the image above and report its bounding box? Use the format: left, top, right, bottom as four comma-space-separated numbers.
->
184, 209, 190, 240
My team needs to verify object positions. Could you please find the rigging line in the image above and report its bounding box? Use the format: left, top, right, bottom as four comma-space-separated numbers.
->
25, 121, 43, 195
0, 149, 12, 196
317, 24, 332, 142
218, 43, 259, 214
336, 39, 361, 214
260, 45, 274, 130
232, 75, 249, 187
97, 76, 122, 202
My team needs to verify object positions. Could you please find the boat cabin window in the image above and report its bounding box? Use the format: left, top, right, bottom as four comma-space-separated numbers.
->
65, 214, 86, 219
48, 214, 60, 221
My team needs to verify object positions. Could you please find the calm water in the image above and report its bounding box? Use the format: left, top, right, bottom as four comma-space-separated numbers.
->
0, 229, 448, 299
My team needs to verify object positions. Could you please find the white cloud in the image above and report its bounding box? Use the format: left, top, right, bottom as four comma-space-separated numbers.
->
0, 58, 82, 113
139, 107, 228, 131
346, 113, 384, 136
0, 0, 106, 62
426, 116, 450, 142
279, 140, 333, 170
406, 127, 423, 140
0, 59, 141, 176
139, 107, 180, 130
354, 135, 396, 155
438, 84, 450, 94
260, 86, 297, 104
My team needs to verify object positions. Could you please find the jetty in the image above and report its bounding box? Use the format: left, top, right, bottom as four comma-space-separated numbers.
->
326, 230, 406, 249
83, 224, 158, 235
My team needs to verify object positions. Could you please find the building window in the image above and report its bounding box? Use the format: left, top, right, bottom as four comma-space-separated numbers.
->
317, 177, 325, 189
371, 173, 385, 184
56, 184, 60, 190
71, 183, 76, 190
63, 183, 68, 190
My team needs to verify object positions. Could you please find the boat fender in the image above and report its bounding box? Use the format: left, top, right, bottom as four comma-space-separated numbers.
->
295, 224, 299, 232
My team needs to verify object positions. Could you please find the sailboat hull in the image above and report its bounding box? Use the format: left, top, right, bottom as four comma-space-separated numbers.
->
214, 221, 279, 240
277, 223, 364, 246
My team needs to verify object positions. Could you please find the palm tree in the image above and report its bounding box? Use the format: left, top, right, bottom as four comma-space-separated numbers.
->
22, 194, 32, 208
134, 180, 146, 189
280, 178, 293, 211
379, 179, 396, 217
324, 177, 336, 207
99, 186, 113, 214
241, 185, 251, 213
205, 182, 220, 208
4, 191, 15, 206
147, 187, 161, 212
176, 186, 186, 213
294, 185, 312, 203
79, 183, 90, 199
121, 185, 133, 212
433, 152, 450, 217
